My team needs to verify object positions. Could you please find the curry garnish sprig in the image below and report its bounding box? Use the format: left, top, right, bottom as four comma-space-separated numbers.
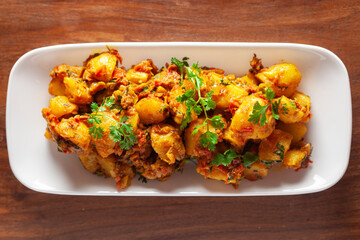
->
87, 96, 137, 150
212, 148, 259, 167
171, 57, 189, 85
248, 87, 280, 126
175, 61, 225, 151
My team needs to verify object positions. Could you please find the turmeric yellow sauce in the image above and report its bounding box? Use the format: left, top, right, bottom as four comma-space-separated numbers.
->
42, 48, 312, 190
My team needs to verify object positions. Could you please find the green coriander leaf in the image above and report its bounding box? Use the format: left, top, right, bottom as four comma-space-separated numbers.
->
271, 99, 280, 120
199, 131, 218, 151
248, 102, 269, 127
171, 57, 189, 85
212, 153, 226, 166
242, 152, 259, 168
98, 97, 116, 111
210, 116, 225, 129
91, 102, 99, 112
265, 87, 275, 101
176, 90, 195, 102
211, 148, 240, 167
109, 116, 137, 150
186, 67, 203, 89
191, 122, 206, 137
88, 123, 104, 139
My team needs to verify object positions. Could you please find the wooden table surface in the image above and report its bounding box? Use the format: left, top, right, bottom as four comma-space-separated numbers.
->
1, 0, 359, 239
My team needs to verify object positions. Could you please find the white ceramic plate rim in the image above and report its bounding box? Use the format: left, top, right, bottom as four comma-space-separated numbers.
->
7, 42, 352, 196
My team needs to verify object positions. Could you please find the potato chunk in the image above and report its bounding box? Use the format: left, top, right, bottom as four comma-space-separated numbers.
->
258, 129, 293, 162
212, 84, 248, 110
278, 91, 311, 124
89, 111, 119, 158
135, 97, 168, 125
283, 143, 312, 170
224, 94, 276, 151
54, 117, 91, 151
256, 63, 301, 97
277, 122, 307, 146
243, 162, 268, 181
78, 149, 100, 173
48, 96, 78, 118
150, 124, 185, 164
167, 81, 197, 125
48, 78, 67, 96
63, 77, 93, 104
86, 52, 118, 82
184, 117, 225, 157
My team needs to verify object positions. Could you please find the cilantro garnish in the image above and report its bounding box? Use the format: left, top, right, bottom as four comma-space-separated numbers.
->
248, 87, 280, 126
174, 60, 225, 151
211, 149, 259, 168
212, 149, 239, 167
87, 97, 137, 150
242, 152, 259, 168
171, 57, 189, 85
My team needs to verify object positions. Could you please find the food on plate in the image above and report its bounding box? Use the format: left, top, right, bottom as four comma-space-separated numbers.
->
42, 48, 313, 190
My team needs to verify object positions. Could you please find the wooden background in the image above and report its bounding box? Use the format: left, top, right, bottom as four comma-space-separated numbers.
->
1, 0, 359, 239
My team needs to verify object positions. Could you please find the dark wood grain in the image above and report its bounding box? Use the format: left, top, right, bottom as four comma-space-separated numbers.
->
1, 0, 360, 239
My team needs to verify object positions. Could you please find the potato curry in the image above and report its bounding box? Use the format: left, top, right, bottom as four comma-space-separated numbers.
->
42, 48, 312, 190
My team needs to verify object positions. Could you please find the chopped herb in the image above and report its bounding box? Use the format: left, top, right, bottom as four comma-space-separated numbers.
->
281, 105, 289, 114
212, 149, 259, 168
242, 152, 259, 168
171, 57, 189, 85
212, 148, 240, 167
175, 61, 225, 151
220, 78, 230, 86
248, 87, 280, 126
273, 143, 285, 160
87, 97, 137, 150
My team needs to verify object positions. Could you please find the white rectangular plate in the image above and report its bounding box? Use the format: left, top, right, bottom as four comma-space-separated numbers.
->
7, 42, 352, 196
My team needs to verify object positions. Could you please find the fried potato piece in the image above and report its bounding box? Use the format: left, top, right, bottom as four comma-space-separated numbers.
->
63, 77, 93, 104
184, 116, 225, 157
224, 94, 276, 151
150, 124, 185, 164
283, 142, 312, 170
277, 122, 307, 146
78, 149, 100, 173
48, 96, 78, 118
135, 96, 168, 125
256, 63, 301, 97
86, 52, 118, 82
278, 91, 311, 124
258, 129, 293, 162
243, 162, 268, 181
54, 117, 91, 151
